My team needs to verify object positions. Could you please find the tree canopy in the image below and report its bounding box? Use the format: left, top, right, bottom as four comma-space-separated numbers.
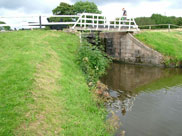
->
52, 1, 101, 15
0, 21, 6, 25
0, 21, 10, 31
48, 1, 101, 23
52, 2, 74, 15
73, 1, 101, 14
135, 14, 182, 29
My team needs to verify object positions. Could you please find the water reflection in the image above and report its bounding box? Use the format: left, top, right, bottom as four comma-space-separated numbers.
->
101, 63, 182, 136
102, 62, 182, 93
106, 89, 136, 116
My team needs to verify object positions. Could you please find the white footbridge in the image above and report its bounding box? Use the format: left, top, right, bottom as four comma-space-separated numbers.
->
0, 13, 139, 32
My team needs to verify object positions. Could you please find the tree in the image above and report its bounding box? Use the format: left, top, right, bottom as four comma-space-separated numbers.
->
52, 1, 101, 15
0, 21, 10, 31
135, 14, 182, 29
47, 1, 101, 29
52, 2, 74, 15
73, 1, 101, 14
135, 17, 155, 25
48, 2, 74, 23
151, 14, 171, 24
176, 17, 182, 26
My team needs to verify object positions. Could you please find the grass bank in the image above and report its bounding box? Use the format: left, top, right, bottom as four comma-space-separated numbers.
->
0, 30, 110, 136
135, 31, 182, 65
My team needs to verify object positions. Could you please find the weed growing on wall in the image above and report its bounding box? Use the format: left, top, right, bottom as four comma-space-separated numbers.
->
77, 41, 110, 86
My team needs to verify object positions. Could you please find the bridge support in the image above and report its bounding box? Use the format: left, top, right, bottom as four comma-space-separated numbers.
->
99, 32, 164, 66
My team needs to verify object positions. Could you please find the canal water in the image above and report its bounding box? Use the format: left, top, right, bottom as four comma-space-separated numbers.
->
101, 63, 182, 136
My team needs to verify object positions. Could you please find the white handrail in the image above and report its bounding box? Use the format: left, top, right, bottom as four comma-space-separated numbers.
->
0, 13, 139, 31
72, 13, 138, 31
72, 14, 83, 29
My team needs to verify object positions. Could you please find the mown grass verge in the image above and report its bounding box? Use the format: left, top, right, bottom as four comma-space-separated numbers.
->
135, 31, 182, 66
0, 30, 111, 136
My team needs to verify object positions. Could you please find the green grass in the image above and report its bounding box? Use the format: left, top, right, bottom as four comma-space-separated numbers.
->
0, 30, 110, 136
135, 31, 182, 61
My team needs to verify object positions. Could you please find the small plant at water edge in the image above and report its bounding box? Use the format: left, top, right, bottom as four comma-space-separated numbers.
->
77, 42, 110, 86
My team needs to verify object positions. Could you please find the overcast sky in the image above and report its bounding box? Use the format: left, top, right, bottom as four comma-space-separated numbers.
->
0, 0, 181, 28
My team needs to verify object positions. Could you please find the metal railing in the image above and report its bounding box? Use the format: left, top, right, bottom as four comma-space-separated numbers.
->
0, 13, 139, 31
139, 24, 182, 32
71, 13, 139, 31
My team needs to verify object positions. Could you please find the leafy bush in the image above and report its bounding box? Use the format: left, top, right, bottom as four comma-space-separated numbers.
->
77, 42, 110, 86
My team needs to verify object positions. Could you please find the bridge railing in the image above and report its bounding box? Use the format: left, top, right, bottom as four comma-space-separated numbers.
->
0, 16, 42, 29
0, 13, 139, 31
138, 24, 182, 32
72, 13, 139, 31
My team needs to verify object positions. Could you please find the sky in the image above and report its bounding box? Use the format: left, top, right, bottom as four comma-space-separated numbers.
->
0, 0, 181, 28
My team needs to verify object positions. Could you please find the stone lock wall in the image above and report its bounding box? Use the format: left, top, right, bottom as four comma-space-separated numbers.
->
100, 32, 164, 66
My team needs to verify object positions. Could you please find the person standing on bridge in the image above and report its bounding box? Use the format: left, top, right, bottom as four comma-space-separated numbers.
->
122, 8, 127, 26
122, 8, 127, 20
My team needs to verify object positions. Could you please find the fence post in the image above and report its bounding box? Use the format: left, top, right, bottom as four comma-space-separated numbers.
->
168, 24, 171, 32
97, 15, 99, 30
133, 18, 139, 31
79, 31, 82, 44
108, 21, 110, 30
39, 16, 42, 29
84, 15, 86, 29
92, 15, 94, 28
149, 25, 151, 29
119, 18, 121, 31
80, 16, 82, 27
129, 18, 131, 31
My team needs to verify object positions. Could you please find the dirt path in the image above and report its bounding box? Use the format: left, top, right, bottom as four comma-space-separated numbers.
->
15, 47, 63, 136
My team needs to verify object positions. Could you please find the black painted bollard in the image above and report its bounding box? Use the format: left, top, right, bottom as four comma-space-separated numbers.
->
39, 16, 42, 29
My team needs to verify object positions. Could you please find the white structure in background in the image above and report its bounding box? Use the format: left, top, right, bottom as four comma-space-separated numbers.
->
0, 16, 44, 30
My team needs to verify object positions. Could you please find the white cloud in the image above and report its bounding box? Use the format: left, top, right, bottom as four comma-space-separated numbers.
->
99, 0, 178, 20
0, 0, 182, 29
0, 0, 73, 16
0, 0, 181, 18
99, 3, 131, 20
0, 0, 73, 29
